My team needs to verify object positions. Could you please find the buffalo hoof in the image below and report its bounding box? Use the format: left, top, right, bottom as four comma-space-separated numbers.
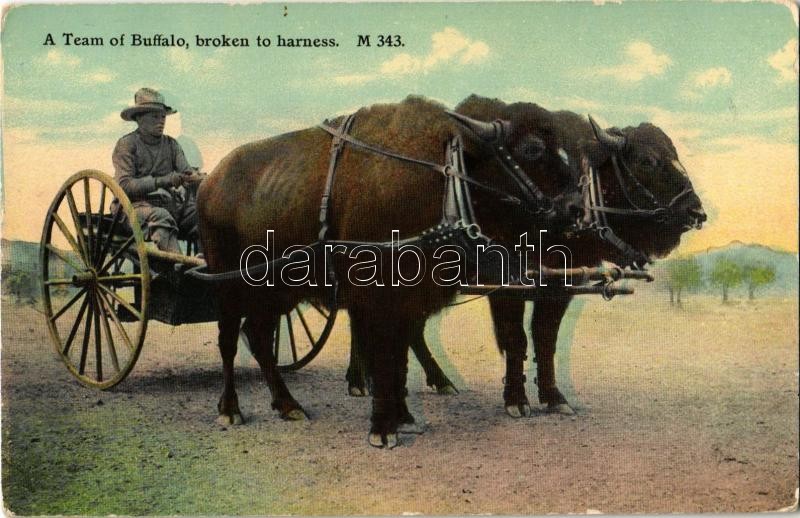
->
348, 385, 368, 397
273, 399, 308, 420
368, 432, 399, 449
216, 412, 243, 426
505, 404, 531, 418
398, 421, 426, 434
547, 402, 575, 415
281, 408, 309, 421
436, 384, 459, 395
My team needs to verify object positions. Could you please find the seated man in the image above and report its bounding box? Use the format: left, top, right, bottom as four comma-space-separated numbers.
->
113, 87, 203, 254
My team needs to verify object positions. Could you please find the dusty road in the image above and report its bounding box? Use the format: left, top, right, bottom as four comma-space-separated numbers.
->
2, 291, 798, 515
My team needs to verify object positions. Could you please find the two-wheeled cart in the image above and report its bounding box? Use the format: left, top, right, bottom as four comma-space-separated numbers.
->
40, 170, 337, 389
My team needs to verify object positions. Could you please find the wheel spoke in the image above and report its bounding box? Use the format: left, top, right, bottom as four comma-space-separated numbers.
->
309, 301, 329, 319
97, 208, 123, 271
96, 289, 136, 353
92, 291, 103, 381
63, 295, 90, 355
93, 184, 107, 267
83, 178, 95, 264
98, 283, 142, 321
65, 189, 90, 262
52, 213, 88, 264
45, 278, 76, 286
95, 290, 120, 373
50, 287, 87, 322
287, 312, 298, 363
295, 306, 316, 345
99, 235, 136, 274
46, 244, 86, 274
78, 294, 94, 375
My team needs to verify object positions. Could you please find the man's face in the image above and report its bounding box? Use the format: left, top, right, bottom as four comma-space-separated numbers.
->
136, 110, 167, 138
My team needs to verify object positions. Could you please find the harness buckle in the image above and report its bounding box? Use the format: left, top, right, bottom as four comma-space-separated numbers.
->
456, 220, 482, 240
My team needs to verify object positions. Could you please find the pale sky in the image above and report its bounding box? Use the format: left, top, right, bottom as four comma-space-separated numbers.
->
2, 2, 798, 253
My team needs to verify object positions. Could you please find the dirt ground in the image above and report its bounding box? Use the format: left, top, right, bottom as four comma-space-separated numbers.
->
2, 289, 798, 515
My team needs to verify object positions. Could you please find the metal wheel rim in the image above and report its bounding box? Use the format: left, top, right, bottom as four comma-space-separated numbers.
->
40, 170, 150, 389
275, 301, 338, 372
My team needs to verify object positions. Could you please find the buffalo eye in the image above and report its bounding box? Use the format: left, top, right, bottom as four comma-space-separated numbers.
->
639, 155, 659, 169
514, 135, 546, 162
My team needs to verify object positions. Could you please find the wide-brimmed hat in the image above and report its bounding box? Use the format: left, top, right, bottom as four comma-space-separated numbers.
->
120, 88, 177, 121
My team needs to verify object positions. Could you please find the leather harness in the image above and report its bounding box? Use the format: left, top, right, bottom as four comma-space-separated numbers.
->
188, 113, 683, 283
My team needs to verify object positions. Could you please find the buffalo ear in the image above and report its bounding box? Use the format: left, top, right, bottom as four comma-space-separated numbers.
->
582, 139, 612, 169
513, 134, 546, 162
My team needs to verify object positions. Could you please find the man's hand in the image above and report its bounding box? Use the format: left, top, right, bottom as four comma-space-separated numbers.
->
181, 171, 206, 187
155, 172, 182, 189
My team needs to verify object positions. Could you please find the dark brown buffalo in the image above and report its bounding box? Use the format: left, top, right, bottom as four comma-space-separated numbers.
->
197, 96, 582, 448
346, 95, 706, 416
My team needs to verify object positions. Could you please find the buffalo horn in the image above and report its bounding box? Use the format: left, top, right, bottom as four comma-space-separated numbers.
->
446, 111, 502, 143
588, 114, 626, 151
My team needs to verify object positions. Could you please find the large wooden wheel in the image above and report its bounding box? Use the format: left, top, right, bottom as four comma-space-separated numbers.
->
239, 300, 338, 372
40, 170, 150, 389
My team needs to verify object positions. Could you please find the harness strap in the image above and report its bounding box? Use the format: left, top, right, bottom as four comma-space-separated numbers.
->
317, 122, 549, 216
611, 155, 659, 209
318, 114, 355, 241
494, 144, 555, 216
578, 157, 650, 268
318, 122, 448, 173
443, 135, 477, 226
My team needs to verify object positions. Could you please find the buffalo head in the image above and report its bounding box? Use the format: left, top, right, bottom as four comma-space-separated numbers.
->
587, 116, 706, 260
446, 110, 582, 230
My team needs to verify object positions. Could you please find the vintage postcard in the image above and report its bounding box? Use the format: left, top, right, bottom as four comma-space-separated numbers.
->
1, 1, 798, 515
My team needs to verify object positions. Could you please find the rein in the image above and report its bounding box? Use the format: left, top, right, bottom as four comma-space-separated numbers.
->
579, 149, 696, 269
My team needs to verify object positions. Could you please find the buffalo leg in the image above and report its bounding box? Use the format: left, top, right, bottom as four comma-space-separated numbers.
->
217, 302, 244, 425
531, 291, 574, 414
345, 324, 369, 396
247, 308, 307, 420
348, 317, 457, 397
409, 319, 458, 395
350, 307, 412, 449
488, 294, 530, 417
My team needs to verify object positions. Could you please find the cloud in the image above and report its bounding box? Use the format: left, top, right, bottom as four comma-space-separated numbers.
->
40, 48, 81, 67
679, 67, 732, 100
165, 47, 225, 75
767, 38, 798, 84
333, 73, 375, 86
692, 67, 732, 89
84, 69, 116, 84
4, 96, 85, 121
503, 86, 603, 112
596, 41, 672, 83
332, 27, 489, 86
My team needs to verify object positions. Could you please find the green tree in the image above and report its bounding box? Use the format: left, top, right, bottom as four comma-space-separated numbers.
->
710, 258, 742, 303
4, 270, 35, 304
666, 257, 702, 306
742, 263, 776, 300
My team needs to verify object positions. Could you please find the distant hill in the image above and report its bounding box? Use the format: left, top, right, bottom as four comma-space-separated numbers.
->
1, 239, 41, 272
653, 242, 798, 297
2, 239, 81, 300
